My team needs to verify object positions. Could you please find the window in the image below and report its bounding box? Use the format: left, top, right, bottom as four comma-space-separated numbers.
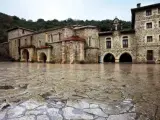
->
39, 41, 41, 47
88, 36, 92, 46
146, 22, 152, 28
106, 38, 111, 49
159, 21, 160, 28
146, 9, 152, 16
122, 36, 128, 48
147, 36, 153, 42
25, 39, 27, 45
158, 8, 160, 14
30, 36, 33, 45
159, 35, 160, 41
22, 30, 25, 34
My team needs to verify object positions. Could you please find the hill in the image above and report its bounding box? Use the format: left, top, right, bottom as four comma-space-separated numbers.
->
0, 12, 131, 43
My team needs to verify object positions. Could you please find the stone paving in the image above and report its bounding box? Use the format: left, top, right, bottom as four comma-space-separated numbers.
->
0, 63, 160, 119
0, 98, 139, 120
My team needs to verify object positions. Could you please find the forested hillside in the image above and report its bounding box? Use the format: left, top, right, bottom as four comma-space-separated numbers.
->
0, 12, 131, 43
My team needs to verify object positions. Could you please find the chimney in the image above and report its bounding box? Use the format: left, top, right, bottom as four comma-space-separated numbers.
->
137, 3, 141, 8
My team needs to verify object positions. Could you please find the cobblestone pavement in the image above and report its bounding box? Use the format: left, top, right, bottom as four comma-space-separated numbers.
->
0, 62, 160, 119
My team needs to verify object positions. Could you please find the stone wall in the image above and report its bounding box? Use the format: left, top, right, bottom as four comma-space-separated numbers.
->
99, 31, 136, 63
135, 8, 160, 63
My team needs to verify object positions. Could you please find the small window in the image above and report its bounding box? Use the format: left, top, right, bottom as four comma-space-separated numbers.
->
25, 39, 27, 45
146, 22, 152, 28
30, 36, 33, 44
22, 30, 25, 34
158, 8, 160, 14
122, 36, 128, 48
146, 9, 152, 16
159, 35, 160, 41
88, 36, 92, 46
106, 38, 111, 49
147, 36, 153, 42
39, 41, 41, 46
159, 21, 160, 27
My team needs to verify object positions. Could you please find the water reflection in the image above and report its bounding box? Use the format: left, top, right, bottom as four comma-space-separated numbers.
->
0, 63, 160, 118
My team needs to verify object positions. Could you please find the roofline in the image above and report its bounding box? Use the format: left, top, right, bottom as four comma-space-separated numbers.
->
131, 3, 160, 12
7, 26, 35, 32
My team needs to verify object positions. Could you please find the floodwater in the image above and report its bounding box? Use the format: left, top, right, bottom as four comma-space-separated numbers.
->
0, 62, 160, 119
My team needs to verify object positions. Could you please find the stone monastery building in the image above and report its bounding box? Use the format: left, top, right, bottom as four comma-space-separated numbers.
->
8, 3, 160, 63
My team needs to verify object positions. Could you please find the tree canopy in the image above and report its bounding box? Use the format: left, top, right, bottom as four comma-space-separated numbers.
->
0, 12, 131, 43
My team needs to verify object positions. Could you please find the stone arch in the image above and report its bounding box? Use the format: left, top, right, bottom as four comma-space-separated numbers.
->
103, 53, 115, 63
119, 52, 132, 63
22, 49, 29, 62
39, 52, 47, 63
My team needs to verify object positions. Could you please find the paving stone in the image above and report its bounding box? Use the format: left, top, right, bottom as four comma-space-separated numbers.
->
63, 107, 93, 119
9, 115, 35, 120
25, 110, 47, 116
47, 108, 63, 120
84, 108, 108, 117
37, 115, 49, 120
90, 103, 99, 108
7, 106, 26, 118
20, 100, 43, 110
107, 113, 136, 120
67, 100, 90, 109
0, 110, 7, 120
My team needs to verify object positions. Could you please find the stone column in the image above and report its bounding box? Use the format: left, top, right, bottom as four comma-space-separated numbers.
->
115, 59, 119, 63
70, 42, 75, 64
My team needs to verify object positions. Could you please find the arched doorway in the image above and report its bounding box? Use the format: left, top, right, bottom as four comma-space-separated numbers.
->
40, 53, 47, 63
22, 49, 29, 62
120, 53, 132, 63
103, 53, 115, 63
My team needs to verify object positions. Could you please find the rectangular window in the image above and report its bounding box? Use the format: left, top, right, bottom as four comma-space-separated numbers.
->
146, 22, 152, 28
106, 41, 111, 49
30, 36, 33, 45
147, 36, 153, 42
147, 50, 153, 60
25, 39, 27, 45
159, 21, 160, 28
123, 40, 128, 48
158, 8, 160, 14
22, 30, 25, 34
146, 9, 152, 16
159, 35, 160, 41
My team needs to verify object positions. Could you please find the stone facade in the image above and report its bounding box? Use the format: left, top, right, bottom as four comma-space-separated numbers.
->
6, 3, 160, 64
8, 26, 99, 63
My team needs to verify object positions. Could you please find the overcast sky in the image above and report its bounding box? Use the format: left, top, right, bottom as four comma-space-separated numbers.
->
0, 0, 159, 21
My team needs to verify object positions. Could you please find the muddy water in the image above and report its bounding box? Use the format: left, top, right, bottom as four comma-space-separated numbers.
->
0, 62, 160, 119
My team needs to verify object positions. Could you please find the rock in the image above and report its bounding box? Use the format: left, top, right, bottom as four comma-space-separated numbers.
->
7, 106, 25, 118
37, 115, 49, 120
89, 103, 99, 108
0, 110, 7, 120
63, 107, 93, 119
67, 100, 90, 109
20, 100, 44, 110
95, 117, 106, 120
107, 113, 136, 120
47, 108, 63, 120
0, 102, 10, 110
9, 115, 35, 120
25, 110, 46, 116
84, 108, 108, 117
0, 85, 14, 90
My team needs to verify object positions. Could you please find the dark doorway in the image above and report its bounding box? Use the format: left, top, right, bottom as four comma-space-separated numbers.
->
104, 53, 115, 63
120, 53, 132, 63
40, 53, 47, 63
22, 49, 29, 62
147, 50, 153, 60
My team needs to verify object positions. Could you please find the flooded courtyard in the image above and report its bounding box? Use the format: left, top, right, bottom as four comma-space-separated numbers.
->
0, 62, 160, 120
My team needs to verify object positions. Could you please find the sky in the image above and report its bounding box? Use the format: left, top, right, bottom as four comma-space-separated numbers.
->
0, 0, 159, 21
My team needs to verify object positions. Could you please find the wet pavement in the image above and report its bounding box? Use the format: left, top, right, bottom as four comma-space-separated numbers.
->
0, 62, 160, 120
